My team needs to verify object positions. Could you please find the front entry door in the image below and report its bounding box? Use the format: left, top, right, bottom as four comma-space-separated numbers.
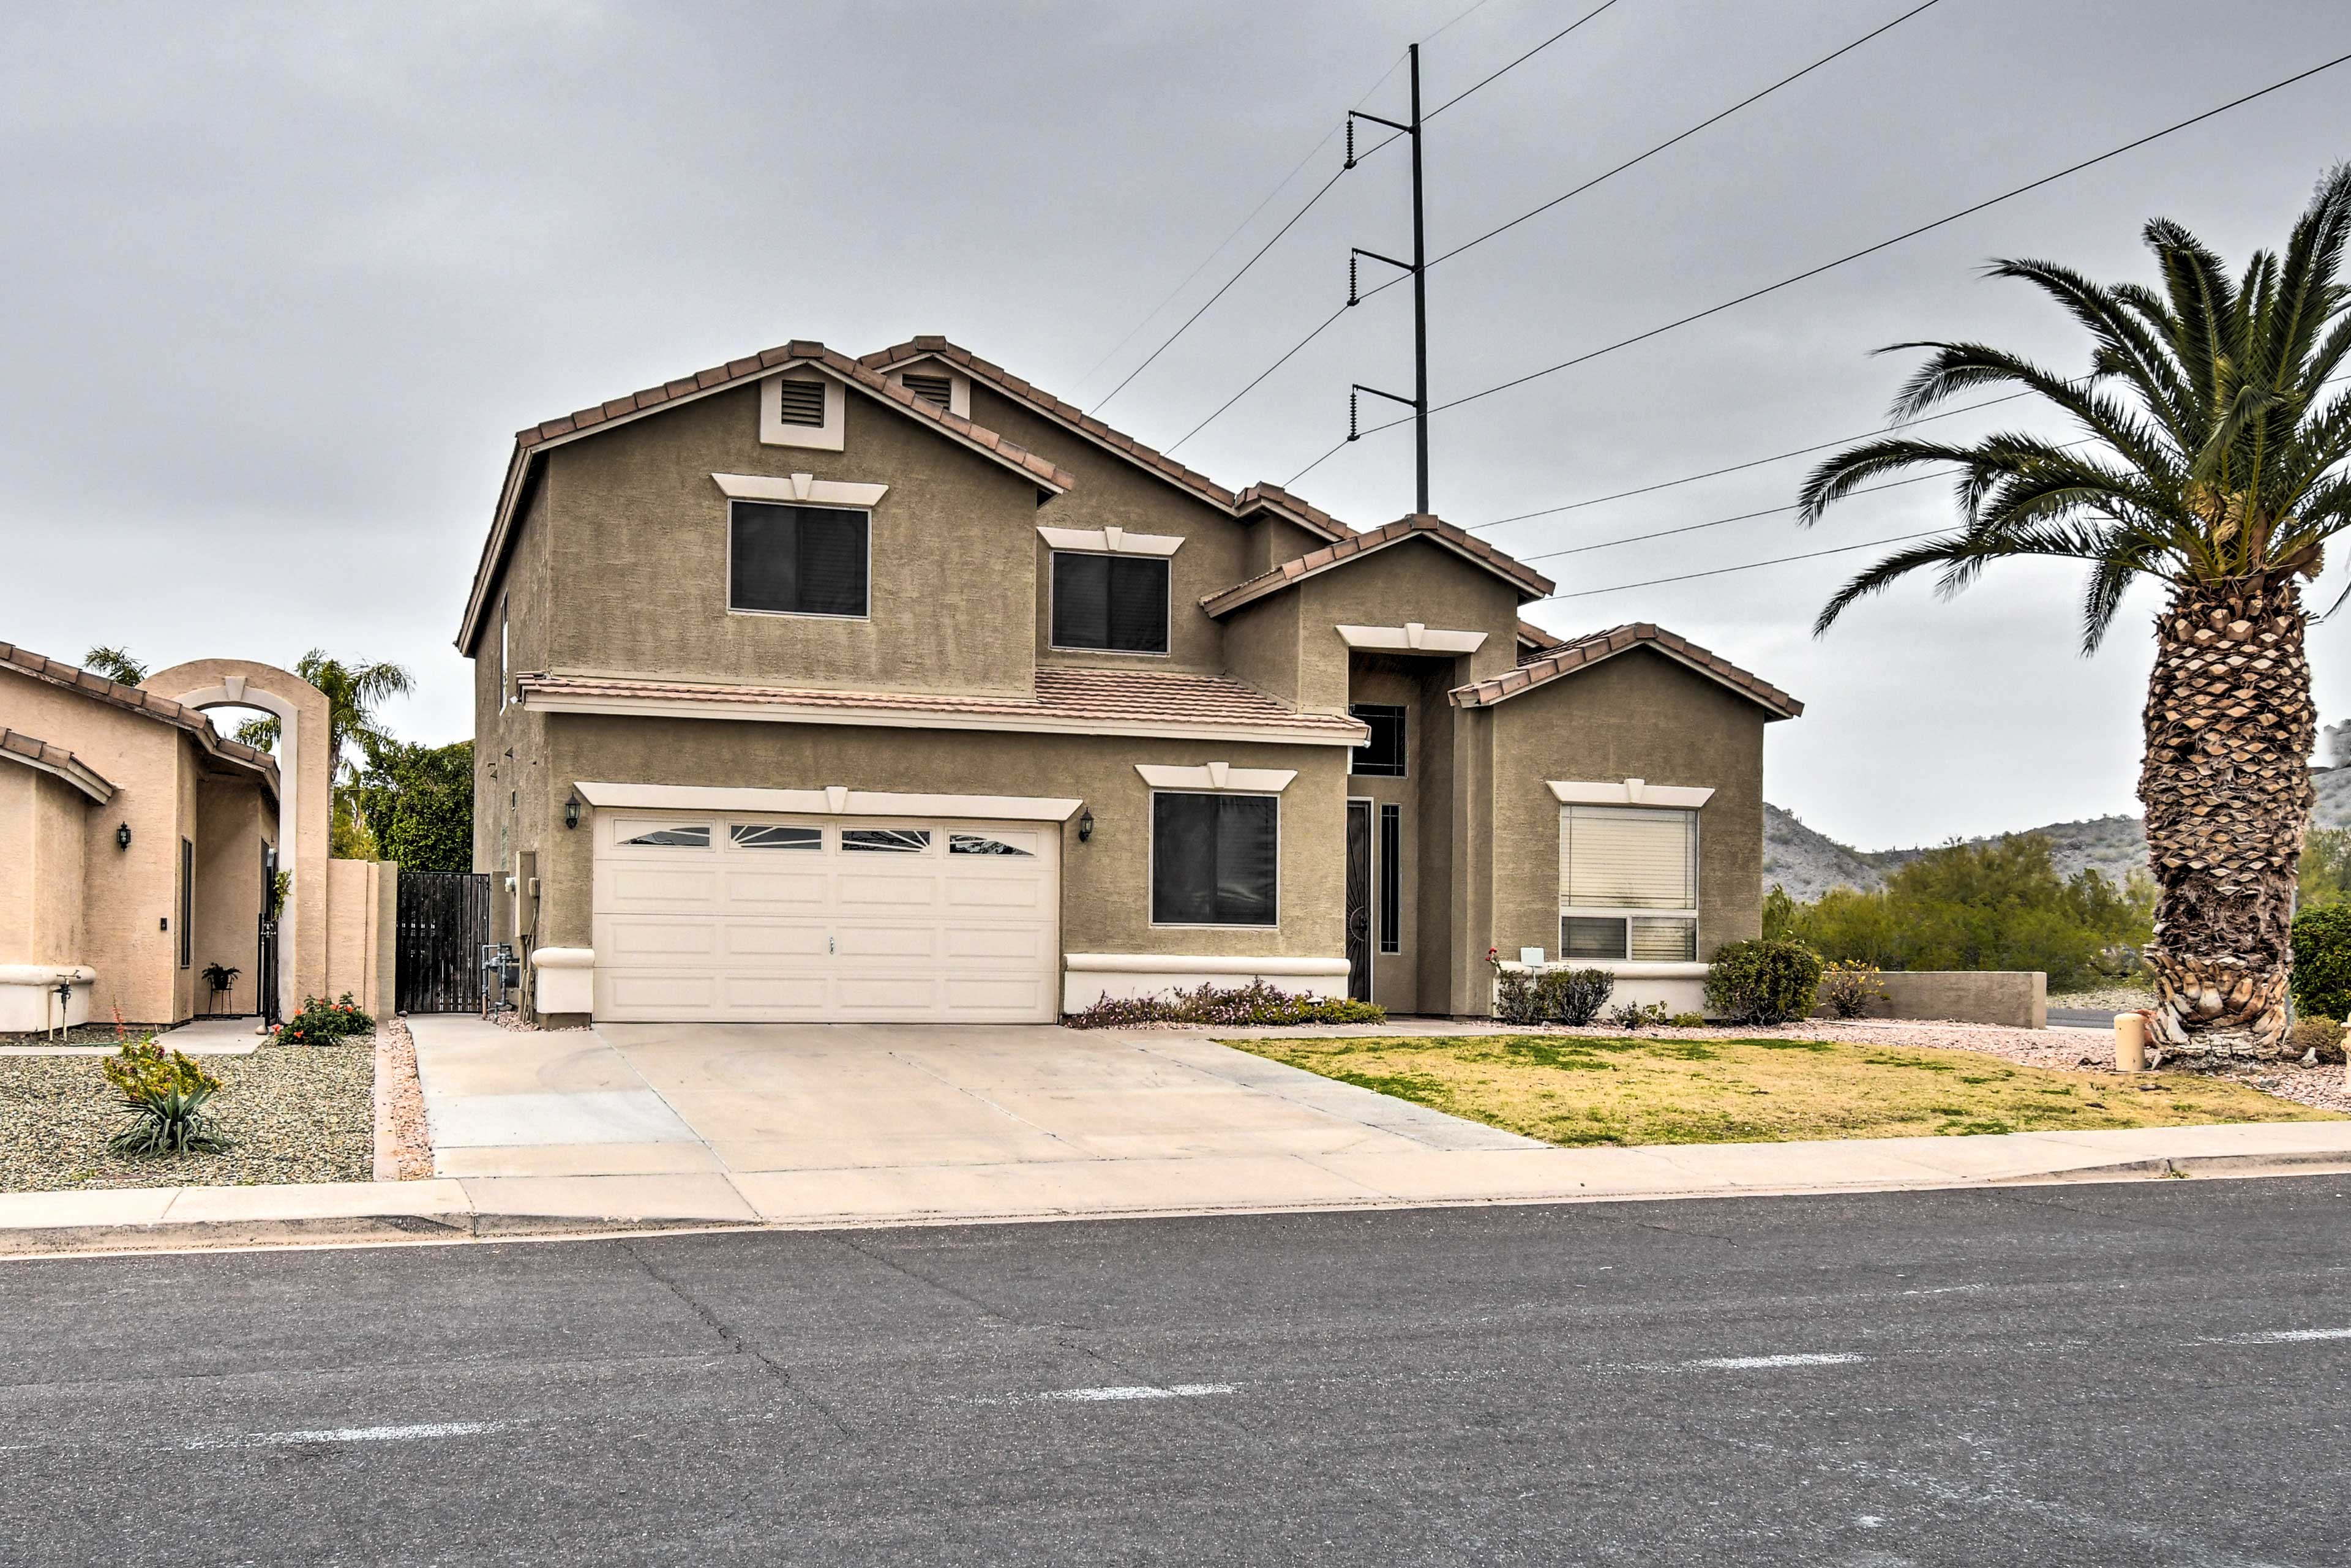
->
1345, 799, 1373, 1002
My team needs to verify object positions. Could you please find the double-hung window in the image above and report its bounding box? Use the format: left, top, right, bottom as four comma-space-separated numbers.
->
1151, 792, 1278, 926
1051, 552, 1169, 654
729, 501, 869, 618
1559, 805, 1698, 961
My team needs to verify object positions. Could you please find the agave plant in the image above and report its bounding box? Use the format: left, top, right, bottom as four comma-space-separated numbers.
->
101, 1040, 230, 1156
1802, 166, 2351, 1059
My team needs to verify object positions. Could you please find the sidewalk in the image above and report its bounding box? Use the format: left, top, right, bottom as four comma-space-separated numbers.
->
6, 1106, 2350, 1255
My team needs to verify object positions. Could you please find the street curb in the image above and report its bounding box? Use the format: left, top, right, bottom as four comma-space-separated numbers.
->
0, 1210, 745, 1259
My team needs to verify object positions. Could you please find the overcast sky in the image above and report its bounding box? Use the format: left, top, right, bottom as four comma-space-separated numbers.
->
3, 1, 2345, 850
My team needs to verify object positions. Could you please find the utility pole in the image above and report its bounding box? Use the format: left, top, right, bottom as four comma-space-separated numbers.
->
1344, 42, 1429, 514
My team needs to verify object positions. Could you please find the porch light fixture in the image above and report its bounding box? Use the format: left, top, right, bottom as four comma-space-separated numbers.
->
564, 793, 581, 830
115, 822, 131, 850
1077, 809, 1094, 844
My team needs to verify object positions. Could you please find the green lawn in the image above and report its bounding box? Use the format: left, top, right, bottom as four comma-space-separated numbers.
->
1223, 1033, 2341, 1147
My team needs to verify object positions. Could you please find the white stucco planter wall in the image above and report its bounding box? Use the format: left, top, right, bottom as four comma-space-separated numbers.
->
0, 966, 96, 1033
1494, 960, 1710, 1018
531, 947, 596, 1015
1062, 953, 1352, 1013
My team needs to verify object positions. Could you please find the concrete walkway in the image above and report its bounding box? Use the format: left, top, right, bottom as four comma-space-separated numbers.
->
0, 1016, 262, 1057
4, 1015, 2350, 1253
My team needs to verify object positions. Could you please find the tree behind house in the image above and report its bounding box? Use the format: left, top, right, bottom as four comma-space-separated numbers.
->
353, 739, 473, 874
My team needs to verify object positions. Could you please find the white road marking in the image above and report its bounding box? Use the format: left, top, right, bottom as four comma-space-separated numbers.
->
2219, 1327, 2351, 1345
1686, 1352, 1866, 1370
184, 1421, 504, 1449
1037, 1384, 1235, 1403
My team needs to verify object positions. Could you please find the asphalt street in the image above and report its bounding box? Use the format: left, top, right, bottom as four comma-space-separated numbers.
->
4, 1177, 2348, 1566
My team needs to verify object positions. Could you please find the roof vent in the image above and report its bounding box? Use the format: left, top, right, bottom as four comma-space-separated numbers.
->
774, 378, 827, 427
902, 373, 953, 410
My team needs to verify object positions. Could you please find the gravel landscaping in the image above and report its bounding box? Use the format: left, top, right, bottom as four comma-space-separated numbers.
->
0, 1037, 374, 1191
0, 1023, 175, 1048
375, 1019, 433, 1180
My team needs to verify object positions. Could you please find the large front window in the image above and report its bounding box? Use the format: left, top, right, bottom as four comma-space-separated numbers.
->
1051, 552, 1169, 653
1152, 792, 1278, 926
1559, 805, 1697, 961
729, 501, 869, 618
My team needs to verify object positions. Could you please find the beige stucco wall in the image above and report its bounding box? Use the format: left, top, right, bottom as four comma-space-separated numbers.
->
532, 714, 1349, 1011
0, 765, 91, 966
1286, 539, 1524, 715
191, 776, 266, 1013
324, 857, 396, 1019
545, 381, 1046, 697
1487, 647, 1771, 983
1834, 970, 2048, 1030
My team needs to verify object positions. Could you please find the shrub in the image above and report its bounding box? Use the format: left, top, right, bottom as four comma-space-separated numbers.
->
1705, 940, 1825, 1025
1492, 966, 1543, 1026
2286, 1013, 2347, 1065
1667, 1011, 1706, 1027
1816, 959, 1886, 1019
101, 1040, 228, 1155
1063, 981, 1385, 1030
2291, 904, 2351, 1023
1608, 1000, 1669, 1031
1534, 967, 1613, 1027
276, 992, 376, 1046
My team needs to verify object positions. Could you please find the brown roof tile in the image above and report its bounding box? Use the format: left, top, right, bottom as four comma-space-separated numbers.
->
0, 643, 282, 784
1450, 622, 1803, 719
518, 667, 1367, 742
1200, 513, 1556, 618
0, 727, 116, 803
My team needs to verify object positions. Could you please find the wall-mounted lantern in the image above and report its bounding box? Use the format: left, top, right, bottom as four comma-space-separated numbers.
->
564, 793, 582, 830
115, 822, 132, 850
1077, 808, 1094, 844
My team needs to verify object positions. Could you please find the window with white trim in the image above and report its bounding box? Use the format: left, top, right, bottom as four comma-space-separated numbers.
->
729, 501, 869, 618
1559, 805, 1697, 962
1051, 551, 1169, 654
1152, 792, 1278, 927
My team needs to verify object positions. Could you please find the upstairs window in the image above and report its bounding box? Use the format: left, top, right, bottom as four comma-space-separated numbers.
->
1349, 704, 1407, 777
1051, 552, 1169, 655
729, 501, 869, 619
1559, 805, 1698, 962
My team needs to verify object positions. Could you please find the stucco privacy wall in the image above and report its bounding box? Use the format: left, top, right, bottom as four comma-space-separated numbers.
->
324, 857, 397, 1019
543, 381, 1046, 697
528, 713, 1349, 972
1486, 645, 1771, 978
144, 659, 331, 1019
1830, 970, 2049, 1030
0, 765, 88, 967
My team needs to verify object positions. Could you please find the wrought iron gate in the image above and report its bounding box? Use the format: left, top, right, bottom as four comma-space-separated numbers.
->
396, 871, 493, 1014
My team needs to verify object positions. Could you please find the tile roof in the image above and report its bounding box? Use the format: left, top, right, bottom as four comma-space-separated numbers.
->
1200, 513, 1557, 618
1515, 618, 1565, 658
519, 667, 1368, 743
0, 727, 115, 803
1449, 623, 1804, 720
860, 337, 1353, 544
0, 643, 282, 785
459, 338, 1078, 653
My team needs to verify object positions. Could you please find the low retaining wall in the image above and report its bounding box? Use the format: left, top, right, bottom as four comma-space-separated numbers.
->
1828, 970, 2047, 1030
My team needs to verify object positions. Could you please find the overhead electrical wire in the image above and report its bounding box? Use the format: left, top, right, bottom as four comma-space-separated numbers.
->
1163, 0, 1943, 456
1092, 0, 1627, 415
1292, 47, 2351, 484
1540, 528, 1948, 599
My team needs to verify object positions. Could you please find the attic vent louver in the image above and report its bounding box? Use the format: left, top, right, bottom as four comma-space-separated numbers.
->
774, 378, 827, 427
902, 373, 953, 410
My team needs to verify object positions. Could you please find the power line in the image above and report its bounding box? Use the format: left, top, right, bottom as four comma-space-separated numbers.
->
1425, 0, 1627, 119
1183, 0, 1942, 457
1541, 529, 1948, 600
1517, 470, 1949, 564
1310, 47, 2351, 473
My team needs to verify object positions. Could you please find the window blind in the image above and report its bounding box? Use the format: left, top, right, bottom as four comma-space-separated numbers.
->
1560, 805, 1695, 910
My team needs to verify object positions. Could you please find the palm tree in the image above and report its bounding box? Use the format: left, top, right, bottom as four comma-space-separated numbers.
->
1801, 165, 2351, 1061
81, 645, 148, 686
231, 651, 413, 860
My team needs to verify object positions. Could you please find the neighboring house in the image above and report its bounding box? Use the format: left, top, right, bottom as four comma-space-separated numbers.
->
0, 645, 394, 1032
457, 335, 1801, 1026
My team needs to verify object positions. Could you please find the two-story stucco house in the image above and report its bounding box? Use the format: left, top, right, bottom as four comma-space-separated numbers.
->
456, 336, 1800, 1027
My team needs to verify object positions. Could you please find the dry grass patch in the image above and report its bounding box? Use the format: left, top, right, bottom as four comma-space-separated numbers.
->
1225, 1033, 2342, 1147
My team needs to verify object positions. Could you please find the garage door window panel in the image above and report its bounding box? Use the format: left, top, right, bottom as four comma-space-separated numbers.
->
730, 823, 822, 851
1051, 552, 1169, 655
1152, 792, 1278, 927
1559, 805, 1697, 962
621, 822, 713, 849
729, 501, 869, 619
950, 832, 1036, 857
844, 827, 932, 853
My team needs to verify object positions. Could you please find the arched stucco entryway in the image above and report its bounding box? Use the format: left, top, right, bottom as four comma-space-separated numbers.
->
143, 659, 332, 1020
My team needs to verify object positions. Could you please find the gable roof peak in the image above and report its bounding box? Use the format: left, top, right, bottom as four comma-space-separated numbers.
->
1451, 621, 1803, 719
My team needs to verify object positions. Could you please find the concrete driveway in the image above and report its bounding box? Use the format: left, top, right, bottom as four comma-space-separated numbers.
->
406, 1017, 1539, 1226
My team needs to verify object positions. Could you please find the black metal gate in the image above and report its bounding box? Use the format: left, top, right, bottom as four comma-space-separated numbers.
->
396, 872, 493, 1014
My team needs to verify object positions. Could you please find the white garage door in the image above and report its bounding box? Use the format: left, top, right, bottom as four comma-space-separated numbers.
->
591, 811, 1060, 1023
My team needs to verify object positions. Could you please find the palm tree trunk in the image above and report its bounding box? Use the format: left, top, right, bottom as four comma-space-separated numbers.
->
2140, 576, 2314, 1059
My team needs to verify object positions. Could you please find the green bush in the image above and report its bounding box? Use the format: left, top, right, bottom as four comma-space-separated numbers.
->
1063, 981, 1384, 1030
1493, 967, 1543, 1026
276, 992, 375, 1046
1534, 968, 1613, 1026
2285, 1013, 2346, 1065
2291, 904, 2351, 1022
1705, 940, 1825, 1025
1608, 1000, 1669, 1030
101, 1040, 228, 1155
1817, 959, 1886, 1019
